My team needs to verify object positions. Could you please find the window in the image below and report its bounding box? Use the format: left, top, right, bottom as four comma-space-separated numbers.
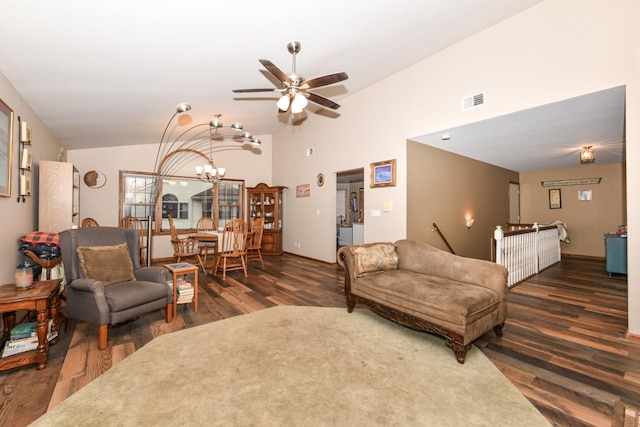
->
162, 194, 189, 220
121, 172, 155, 230
119, 171, 244, 233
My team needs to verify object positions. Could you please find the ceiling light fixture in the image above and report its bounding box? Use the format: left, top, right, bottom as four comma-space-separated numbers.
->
233, 41, 348, 114
580, 146, 595, 164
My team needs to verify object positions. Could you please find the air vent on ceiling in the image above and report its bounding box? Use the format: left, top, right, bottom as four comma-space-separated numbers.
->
461, 92, 485, 111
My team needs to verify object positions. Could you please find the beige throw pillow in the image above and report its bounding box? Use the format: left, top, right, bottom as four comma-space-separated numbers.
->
353, 243, 398, 277
76, 242, 135, 285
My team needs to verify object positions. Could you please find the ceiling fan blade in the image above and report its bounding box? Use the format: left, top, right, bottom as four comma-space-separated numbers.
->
307, 92, 341, 110
232, 88, 276, 93
302, 72, 349, 89
259, 59, 290, 85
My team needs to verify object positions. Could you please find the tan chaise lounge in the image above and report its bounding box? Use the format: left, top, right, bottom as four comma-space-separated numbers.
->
337, 239, 508, 363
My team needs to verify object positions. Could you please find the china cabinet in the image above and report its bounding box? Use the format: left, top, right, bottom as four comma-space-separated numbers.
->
247, 183, 286, 255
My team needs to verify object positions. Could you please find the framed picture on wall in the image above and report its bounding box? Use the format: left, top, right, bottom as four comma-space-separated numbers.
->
370, 159, 396, 188
578, 189, 592, 201
0, 97, 14, 197
549, 188, 561, 209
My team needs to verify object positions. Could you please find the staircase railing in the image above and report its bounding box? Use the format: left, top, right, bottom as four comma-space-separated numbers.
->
493, 223, 561, 287
432, 222, 455, 254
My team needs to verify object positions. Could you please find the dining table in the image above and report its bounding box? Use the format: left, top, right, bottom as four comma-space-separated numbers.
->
189, 232, 219, 269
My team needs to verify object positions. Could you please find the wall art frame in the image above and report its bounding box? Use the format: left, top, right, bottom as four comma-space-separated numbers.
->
578, 189, 592, 201
370, 159, 396, 188
0, 98, 14, 198
548, 188, 561, 209
296, 183, 310, 198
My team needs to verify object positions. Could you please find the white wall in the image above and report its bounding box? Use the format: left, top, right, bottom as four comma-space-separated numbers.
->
68, 135, 272, 258
0, 73, 62, 282
272, 0, 640, 333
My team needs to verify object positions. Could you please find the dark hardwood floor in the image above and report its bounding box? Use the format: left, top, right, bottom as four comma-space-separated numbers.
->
0, 254, 637, 427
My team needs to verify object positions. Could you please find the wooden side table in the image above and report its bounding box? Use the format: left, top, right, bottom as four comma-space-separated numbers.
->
163, 263, 198, 318
0, 280, 61, 371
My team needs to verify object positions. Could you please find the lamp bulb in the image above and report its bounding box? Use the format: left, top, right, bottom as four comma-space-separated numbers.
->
291, 93, 308, 113
277, 94, 291, 111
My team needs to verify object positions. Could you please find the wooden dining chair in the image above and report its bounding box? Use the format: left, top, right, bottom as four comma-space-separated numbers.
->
120, 216, 147, 266
213, 219, 248, 280
245, 217, 264, 267
195, 216, 217, 265
168, 215, 205, 271
81, 217, 100, 227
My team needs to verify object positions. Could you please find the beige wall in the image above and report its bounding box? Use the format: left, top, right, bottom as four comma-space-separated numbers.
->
0, 73, 63, 282
2, 0, 639, 332
520, 163, 625, 257
68, 138, 272, 259
407, 142, 519, 260
272, 1, 640, 332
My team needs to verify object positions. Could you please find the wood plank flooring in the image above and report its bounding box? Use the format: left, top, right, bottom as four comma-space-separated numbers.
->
0, 254, 637, 427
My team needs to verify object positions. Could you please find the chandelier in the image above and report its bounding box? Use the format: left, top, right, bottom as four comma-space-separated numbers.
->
146, 103, 260, 266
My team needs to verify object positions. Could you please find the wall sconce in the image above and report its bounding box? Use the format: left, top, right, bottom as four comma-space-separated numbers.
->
466, 218, 475, 229
580, 146, 595, 164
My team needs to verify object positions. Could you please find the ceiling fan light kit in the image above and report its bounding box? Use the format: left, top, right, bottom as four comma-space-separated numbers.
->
233, 40, 348, 114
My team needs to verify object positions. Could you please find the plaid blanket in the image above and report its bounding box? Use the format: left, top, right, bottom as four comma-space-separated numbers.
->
20, 231, 60, 247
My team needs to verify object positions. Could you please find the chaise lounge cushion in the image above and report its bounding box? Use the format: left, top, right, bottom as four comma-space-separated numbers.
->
351, 269, 501, 335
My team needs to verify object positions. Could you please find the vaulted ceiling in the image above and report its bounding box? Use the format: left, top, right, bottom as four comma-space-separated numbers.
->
2, 1, 624, 173
1, 1, 543, 151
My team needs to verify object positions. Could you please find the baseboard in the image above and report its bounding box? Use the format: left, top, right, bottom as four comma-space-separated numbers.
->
150, 257, 176, 264
626, 331, 640, 342
561, 253, 605, 261
283, 252, 337, 265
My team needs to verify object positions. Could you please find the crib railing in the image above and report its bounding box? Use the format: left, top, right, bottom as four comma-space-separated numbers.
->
493, 223, 561, 287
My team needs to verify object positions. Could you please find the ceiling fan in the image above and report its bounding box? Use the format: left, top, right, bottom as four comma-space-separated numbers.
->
232, 41, 348, 113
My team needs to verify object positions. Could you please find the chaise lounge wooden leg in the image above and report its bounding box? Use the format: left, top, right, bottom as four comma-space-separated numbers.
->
346, 293, 356, 313
493, 323, 505, 338
445, 339, 470, 364
98, 324, 108, 350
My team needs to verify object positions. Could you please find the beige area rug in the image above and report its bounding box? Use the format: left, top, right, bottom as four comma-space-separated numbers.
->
31, 306, 550, 426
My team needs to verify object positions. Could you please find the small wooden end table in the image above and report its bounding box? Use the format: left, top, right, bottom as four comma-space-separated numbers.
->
0, 279, 61, 371
163, 263, 198, 318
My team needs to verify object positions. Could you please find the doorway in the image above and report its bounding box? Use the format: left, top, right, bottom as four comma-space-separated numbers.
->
336, 168, 365, 248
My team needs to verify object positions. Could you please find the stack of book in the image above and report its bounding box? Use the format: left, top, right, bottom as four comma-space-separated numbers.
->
1, 319, 58, 358
169, 278, 194, 305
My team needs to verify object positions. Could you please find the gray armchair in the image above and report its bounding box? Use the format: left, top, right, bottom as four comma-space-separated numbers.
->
59, 227, 173, 350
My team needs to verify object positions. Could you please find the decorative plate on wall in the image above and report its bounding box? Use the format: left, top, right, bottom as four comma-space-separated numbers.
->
83, 170, 107, 189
